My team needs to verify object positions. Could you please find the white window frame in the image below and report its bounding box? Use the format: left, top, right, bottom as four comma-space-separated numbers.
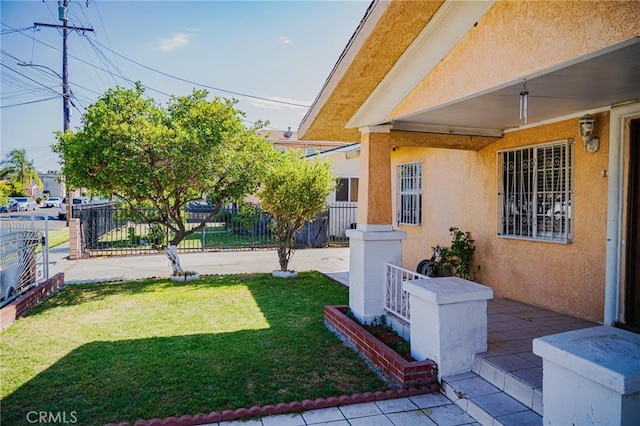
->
335, 177, 359, 202
497, 139, 574, 243
396, 162, 422, 226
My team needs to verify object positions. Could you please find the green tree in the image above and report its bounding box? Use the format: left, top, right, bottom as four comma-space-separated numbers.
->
53, 84, 275, 275
0, 181, 11, 206
259, 151, 336, 272
0, 149, 43, 195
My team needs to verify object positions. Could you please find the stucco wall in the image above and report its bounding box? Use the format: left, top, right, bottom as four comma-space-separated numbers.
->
392, 113, 609, 322
393, 1, 640, 118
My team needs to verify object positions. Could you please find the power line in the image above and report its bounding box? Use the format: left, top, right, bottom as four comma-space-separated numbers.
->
0, 96, 59, 109
3, 21, 310, 113
1, 22, 172, 97
86, 37, 311, 108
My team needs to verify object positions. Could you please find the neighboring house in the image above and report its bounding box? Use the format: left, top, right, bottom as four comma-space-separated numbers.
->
39, 172, 65, 199
299, 0, 640, 423
256, 128, 350, 155
310, 142, 361, 238
312, 142, 360, 204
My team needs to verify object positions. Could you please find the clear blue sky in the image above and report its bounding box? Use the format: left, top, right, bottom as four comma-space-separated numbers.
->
1, 0, 369, 172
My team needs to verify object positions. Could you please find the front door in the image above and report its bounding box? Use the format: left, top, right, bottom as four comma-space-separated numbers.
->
625, 119, 640, 331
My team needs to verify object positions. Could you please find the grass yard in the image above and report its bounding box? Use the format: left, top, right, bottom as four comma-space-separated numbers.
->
47, 228, 70, 248
0, 272, 387, 426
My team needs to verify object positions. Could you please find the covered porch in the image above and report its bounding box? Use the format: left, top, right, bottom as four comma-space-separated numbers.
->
442, 297, 595, 425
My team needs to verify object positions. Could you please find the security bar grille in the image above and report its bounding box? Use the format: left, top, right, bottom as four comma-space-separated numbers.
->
397, 162, 422, 226
498, 139, 573, 242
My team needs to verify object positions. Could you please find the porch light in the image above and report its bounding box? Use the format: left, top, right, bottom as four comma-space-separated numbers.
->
519, 80, 529, 124
579, 114, 600, 153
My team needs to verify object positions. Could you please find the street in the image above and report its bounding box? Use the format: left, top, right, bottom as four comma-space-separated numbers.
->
0, 207, 67, 232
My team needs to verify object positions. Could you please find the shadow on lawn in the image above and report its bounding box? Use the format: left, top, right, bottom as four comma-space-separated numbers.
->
3, 272, 388, 426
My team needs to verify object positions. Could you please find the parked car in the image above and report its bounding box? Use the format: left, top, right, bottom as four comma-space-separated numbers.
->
12, 197, 37, 211
0, 198, 18, 213
58, 197, 86, 220
186, 200, 214, 213
43, 196, 62, 208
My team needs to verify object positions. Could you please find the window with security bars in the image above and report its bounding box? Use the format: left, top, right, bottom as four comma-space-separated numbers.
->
397, 162, 422, 225
498, 139, 573, 242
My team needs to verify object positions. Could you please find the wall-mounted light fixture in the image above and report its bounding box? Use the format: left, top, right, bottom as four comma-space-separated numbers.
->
579, 114, 600, 153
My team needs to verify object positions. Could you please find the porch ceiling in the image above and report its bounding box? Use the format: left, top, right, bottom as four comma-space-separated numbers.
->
391, 39, 640, 136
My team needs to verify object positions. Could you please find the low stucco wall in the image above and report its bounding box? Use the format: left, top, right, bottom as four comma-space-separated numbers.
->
392, 114, 609, 323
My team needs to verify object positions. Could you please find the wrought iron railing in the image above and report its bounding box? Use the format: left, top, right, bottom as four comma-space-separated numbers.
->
385, 263, 430, 322
76, 202, 358, 256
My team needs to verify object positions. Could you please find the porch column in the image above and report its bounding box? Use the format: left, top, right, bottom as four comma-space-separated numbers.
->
346, 125, 406, 323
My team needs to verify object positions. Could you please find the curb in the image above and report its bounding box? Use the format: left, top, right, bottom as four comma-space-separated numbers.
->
105, 384, 440, 426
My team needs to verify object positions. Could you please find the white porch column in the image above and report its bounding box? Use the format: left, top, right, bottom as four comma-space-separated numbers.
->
347, 125, 405, 323
404, 277, 493, 380
347, 225, 405, 323
533, 326, 640, 425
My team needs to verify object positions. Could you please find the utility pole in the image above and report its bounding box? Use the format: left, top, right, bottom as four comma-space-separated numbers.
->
35, 0, 93, 225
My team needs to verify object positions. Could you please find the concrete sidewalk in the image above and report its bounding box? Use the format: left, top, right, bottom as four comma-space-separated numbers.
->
48, 242, 350, 284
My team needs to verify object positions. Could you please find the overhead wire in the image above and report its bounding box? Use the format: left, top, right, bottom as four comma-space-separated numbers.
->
86, 37, 311, 108
2, 20, 293, 132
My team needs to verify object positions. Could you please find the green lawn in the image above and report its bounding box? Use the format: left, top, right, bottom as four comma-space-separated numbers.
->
47, 228, 70, 248
0, 272, 386, 425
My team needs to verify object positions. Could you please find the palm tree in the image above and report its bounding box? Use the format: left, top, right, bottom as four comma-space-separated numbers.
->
0, 149, 43, 195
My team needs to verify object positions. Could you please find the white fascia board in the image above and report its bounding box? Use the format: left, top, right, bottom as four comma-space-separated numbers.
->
298, 1, 390, 138
346, 0, 496, 129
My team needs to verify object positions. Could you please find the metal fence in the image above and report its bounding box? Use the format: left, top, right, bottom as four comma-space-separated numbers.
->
1, 227, 46, 307
76, 202, 358, 256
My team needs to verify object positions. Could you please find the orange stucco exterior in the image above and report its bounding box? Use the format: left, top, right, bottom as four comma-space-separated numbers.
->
357, 130, 393, 225
301, 0, 638, 325
392, 1, 640, 119
389, 113, 610, 322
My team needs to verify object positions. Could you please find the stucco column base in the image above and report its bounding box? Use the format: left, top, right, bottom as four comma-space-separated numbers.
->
346, 225, 406, 324
533, 326, 640, 426
404, 277, 493, 380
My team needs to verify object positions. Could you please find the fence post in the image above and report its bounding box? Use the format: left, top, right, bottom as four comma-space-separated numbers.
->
68, 218, 83, 260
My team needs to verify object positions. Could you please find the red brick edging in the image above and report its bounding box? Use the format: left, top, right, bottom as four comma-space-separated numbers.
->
105, 385, 439, 426
0, 272, 65, 331
324, 305, 438, 388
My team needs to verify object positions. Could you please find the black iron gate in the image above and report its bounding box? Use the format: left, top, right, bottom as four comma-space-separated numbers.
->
76, 202, 357, 256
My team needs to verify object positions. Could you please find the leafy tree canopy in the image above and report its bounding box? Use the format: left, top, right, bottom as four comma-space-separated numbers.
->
259, 150, 336, 271
53, 84, 276, 248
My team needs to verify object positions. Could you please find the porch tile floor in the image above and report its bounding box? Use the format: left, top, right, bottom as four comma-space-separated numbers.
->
442, 298, 596, 426
209, 298, 595, 426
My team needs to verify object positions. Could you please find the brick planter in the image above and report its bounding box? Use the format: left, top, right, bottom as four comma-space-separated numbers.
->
324, 305, 437, 388
1, 273, 65, 331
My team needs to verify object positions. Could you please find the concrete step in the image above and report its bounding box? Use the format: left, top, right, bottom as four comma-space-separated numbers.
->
472, 353, 543, 416
441, 371, 542, 426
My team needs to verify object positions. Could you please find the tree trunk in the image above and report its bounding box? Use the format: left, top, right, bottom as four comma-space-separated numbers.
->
164, 245, 183, 274
277, 240, 289, 271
